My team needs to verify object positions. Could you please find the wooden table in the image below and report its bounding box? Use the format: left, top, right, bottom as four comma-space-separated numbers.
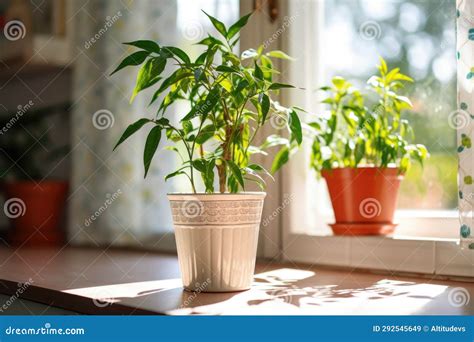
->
0, 247, 472, 315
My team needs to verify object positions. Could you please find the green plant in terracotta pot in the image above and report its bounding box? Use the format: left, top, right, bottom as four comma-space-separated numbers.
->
308, 58, 428, 236
0, 111, 69, 246
111, 12, 303, 291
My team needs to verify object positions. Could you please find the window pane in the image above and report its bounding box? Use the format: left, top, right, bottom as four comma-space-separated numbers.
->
323, 0, 457, 210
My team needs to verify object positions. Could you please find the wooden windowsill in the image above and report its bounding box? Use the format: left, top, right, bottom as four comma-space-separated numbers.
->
0, 247, 472, 315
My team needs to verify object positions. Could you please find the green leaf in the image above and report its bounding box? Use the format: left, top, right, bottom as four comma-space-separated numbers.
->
131, 57, 166, 102
149, 69, 192, 105
227, 160, 244, 189
395, 95, 413, 107
223, 52, 240, 66
114, 118, 152, 150
182, 86, 220, 121
244, 167, 266, 187
110, 51, 149, 75
289, 110, 302, 145
156, 117, 170, 126
393, 73, 414, 82
385, 67, 400, 82
248, 146, 268, 155
260, 54, 274, 81
195, 51, 208, 64
195, 125, 216, 144
247, 163, 274, 181
162, 46, 191, 64
196, 36, 224, 47
216, 65, 239, 73
143, 126, 162, 178
202, 10, 227, 37
416, 144, 428, 160
192, 159, 207, 172
332, 76, 347, 89
271, 146, 290, 173
266, 50, 295, 60
219, 78, 233, 93
205, 45, 218, 68
182, 120, 193, 135
292, 106, 308, 113
204, 159, 215, 192
192, 159, 215, 192
165, 170, 186, 181
254, 62, 264, 80
354, 139, 365, 165
234, 80, 249, 93
124, 40, 160, 53
227, 12, 252, 40
227, 175, 238, 193
268, 83, 295, 90
260, 94, 270, 123
378, 57, 388, 74
260, 135, 289, 149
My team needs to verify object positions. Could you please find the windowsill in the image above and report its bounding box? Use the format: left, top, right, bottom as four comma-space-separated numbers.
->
308, 210, 459, 239
0, 246, 473, 315
301, 232, 459, 242
396, 209, 458, 218
283, 233, 474, 278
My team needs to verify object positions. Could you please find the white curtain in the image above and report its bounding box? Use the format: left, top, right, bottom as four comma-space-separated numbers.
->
68, 0, 181, 247
457, 0, 474, 250
68, 0, 239, 248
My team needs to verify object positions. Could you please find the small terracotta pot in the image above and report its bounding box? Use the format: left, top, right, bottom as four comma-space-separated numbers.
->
322, 167, 403, 236
3, 181, 68, 246
168, 192, 265, 292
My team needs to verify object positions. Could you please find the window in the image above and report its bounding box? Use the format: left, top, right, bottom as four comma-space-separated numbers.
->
324, 0, 457, 212
279, 0, 470, 276
283, 0, 458, 240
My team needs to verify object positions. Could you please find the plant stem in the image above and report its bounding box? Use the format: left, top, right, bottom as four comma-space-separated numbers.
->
217, 99, 232, 193
170, 125, 197, 193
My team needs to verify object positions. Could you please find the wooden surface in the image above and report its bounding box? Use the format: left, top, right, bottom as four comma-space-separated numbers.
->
0, 294, 77, 315
0, 247, 472, 315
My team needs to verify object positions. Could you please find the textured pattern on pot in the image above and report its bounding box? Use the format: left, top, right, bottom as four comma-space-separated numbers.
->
168, 193, 266, 292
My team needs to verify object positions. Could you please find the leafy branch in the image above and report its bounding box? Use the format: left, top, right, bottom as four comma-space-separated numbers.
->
112, 11, 303, 193
308, 57, 428, 174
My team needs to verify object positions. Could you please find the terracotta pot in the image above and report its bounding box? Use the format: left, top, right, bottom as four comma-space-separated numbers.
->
168, 192, 265, 292
322, 167, 403, 236
3, 181, 68, 246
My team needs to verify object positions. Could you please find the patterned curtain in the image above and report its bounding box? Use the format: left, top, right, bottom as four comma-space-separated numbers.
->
68, 0, 181, 246
457, 0, 474, 250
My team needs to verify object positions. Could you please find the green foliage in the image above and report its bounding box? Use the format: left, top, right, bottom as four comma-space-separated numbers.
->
112, 11, 302, 193
0, 104, 70, 181
399, 153, 457, 209
309, 58, 428, 174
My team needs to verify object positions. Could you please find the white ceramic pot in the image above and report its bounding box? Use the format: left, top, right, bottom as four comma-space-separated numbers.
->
168, 192, 266, 292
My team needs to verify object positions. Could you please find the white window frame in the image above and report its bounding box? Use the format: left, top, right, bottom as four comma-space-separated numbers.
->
278, 0, 473, 278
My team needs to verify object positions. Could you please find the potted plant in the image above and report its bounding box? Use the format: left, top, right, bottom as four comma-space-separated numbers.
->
0, 110, 69, 246
112, 12, 302, 292
308, 58, 428, 236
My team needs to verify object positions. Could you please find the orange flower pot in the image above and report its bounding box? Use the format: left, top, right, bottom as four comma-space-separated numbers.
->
322, 167, 403, 236
3, 181, 68, 246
